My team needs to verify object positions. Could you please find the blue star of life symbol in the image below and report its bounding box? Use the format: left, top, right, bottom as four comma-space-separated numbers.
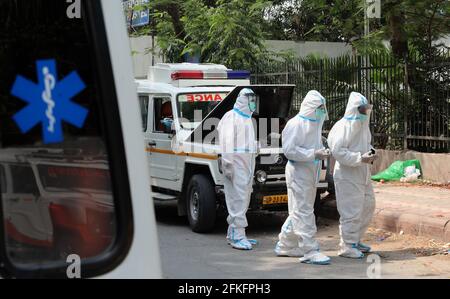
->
11, 59, 88, 144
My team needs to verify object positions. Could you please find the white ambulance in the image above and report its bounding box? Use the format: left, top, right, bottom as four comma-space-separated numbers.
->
136, 63, 331, 233
0, 0, 160, 278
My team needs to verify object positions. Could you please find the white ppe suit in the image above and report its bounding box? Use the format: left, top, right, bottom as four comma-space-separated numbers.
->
217, 88, 257, 247
277, 90, 328, 256
327, 92, 376, 255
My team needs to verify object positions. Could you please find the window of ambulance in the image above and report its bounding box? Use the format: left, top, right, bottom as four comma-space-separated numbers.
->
0, 0, 133, 278
177, 93, 228, 130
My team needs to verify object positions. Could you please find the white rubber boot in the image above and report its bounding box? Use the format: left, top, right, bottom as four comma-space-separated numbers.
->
274, 242, 305, 257
299, 250, 331, 265
228, 238, 253, 250
338, 244, 364, 259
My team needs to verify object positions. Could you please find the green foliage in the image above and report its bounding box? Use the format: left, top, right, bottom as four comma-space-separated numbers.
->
265, 0, 366, 42
349, 0, 450, 59
199, 0, 271, 69
129, 0, 449, 66
130, 0, 274, 69
265, 0, 449, 59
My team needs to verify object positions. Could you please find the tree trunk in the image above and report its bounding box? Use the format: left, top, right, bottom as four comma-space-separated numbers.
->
388, 12, 408, 60
166, 3, 186, 41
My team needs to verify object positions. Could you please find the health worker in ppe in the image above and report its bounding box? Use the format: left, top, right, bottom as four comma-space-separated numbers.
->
327, 92, 377, 259
275, 90, 331, 265
217, 88, 258, 250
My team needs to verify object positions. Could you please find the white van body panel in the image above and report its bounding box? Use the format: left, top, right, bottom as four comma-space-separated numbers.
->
98, 0, 161, 279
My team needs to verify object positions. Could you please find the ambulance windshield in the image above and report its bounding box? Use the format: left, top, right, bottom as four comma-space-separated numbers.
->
177, 93, 228, 129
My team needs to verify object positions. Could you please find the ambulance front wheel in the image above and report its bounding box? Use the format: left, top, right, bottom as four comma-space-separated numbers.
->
186, 174, 217, 233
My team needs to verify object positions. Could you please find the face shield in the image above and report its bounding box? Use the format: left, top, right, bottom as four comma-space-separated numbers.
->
246, 91, 257, 112
358, 104, 373, 115
358, 104, 373, 121
316, 104, 329, 121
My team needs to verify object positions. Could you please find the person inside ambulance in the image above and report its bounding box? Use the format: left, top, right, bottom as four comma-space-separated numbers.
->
158, 101, 174, 132
275, 90, 331, 265
327, 92, 377, 259
217, 88, 258, 250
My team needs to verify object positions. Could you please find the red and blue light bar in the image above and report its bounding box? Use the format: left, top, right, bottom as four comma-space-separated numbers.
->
171, 70, 251, 81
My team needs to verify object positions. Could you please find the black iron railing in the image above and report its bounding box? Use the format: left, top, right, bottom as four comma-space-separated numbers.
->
251, 50, 450, 153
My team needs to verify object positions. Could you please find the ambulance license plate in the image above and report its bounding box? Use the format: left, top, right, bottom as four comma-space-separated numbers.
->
263, 195, 288, 205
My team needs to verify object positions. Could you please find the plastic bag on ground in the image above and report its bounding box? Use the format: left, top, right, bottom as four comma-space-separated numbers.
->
400, 165, 421, 182
371, 159, 422, 182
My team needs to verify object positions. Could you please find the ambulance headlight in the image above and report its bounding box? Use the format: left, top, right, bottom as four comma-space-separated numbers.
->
255, 170, 267, 184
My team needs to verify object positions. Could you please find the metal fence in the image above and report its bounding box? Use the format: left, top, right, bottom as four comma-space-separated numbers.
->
251, 50, 450, 153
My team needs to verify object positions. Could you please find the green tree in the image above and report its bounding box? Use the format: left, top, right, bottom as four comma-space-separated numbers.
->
197, 0, 271, 69
264, 0, 367, 42
130, 0, 273, 69
353, 0, 450, 59
264, 0, 449, 57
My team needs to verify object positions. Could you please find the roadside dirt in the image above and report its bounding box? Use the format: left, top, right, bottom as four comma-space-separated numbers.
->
364, 227, 450, 257
376, 180, 450, 190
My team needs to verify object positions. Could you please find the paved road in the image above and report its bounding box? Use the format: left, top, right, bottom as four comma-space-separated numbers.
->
156, 202, 450, 279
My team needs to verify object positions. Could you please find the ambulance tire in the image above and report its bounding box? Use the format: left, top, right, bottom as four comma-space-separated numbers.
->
186, 174, 217, 233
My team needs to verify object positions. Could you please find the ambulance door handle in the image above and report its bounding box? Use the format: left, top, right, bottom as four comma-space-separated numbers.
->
148, 141, 157, 147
